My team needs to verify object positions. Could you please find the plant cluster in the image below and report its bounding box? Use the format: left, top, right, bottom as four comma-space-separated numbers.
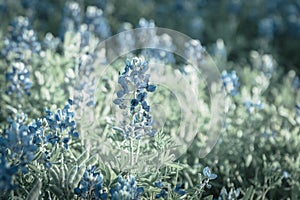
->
0, 0, 300, 200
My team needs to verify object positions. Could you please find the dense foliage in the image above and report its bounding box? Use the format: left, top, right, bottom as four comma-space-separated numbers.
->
0, 0, 299, 199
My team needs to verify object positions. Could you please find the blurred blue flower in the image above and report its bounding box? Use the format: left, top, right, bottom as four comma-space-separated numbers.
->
296, 105, 300, 116
292, 76, 300, 90
110, 175, 143, 200
203, 166, 217, 180
244, 100, 264, 113
1, 113, 39, 175
217, 187, 240, 200
59, 1, 81, 38
282, 170, 291, 179
0, 156, 18, 191
2, 17, 41, 97
84, 6, 111, 40
2, 16, 41, 59
5, 62, 32, 97
74, 165, 108, 199
221, 70, 240, 96
258, 18, 275, 39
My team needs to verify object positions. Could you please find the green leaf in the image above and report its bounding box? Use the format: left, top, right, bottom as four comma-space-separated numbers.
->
72, 166, 86, 189
67, 165, 78, 188
49, 184, 64, 198
77, 151, 89, 167
243, 186, 254, 200
49, 168, 60, 185
26, 179, 42, 200
85, 156, 97, 166
202, 195, 213, 200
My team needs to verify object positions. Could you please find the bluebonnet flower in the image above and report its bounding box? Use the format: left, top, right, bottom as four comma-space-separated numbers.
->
45, 99, 79, 139
117, 22, 135, 53
138, 18, 175, 64
5, 62, 32, 97
292, 76, 300, 90
154, 181, 185, 198
109, 175, 144, 200
202, 166, 217, 189
60, 3, 108, 108
113, 57, 157, 139
84, 6, 111, 40
3, 17, 41, 97
42, 33, 60, 52
0, 156, 18, 191
155, 188, 167, 199
221, 70, 240, 96
60, 2, 111, 41
59, 1, 82, 38
188, 17, 205, 39
217, 187, 240, 200
243, 100, 264, 113
2, 16, 41, 60
203, 167, 217, 180
2, 113, 39, 173
74, 165, 108, 199
227, 0, 242, 16
41, 99, 79, 167
184, 39, 206, 68
261, 131, 277, 138
154, 181, 163, 188
42, 151, 52, 169
296, 105, 300, 116
258, 18, 275, 39
212, 39, 227, 61
173, 183, 186, 196
260, 54, 276, 78
282, 170, 291, 179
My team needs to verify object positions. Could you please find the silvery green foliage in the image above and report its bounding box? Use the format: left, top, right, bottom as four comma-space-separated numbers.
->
1, 0, 300, 199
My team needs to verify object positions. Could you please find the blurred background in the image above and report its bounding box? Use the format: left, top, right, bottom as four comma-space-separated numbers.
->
0, 0, 299, 73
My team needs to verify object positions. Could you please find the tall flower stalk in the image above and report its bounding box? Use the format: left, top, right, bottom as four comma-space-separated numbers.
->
112, 57, 157, 169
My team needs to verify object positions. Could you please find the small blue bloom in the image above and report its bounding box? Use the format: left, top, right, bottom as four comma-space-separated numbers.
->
5, 62, 32, 97
155, 188, 167, 199
110, 175, 143, 200
74, 165, 107, 199
221, 70, 240, 96
154, 181, 163, 188
203, 166, 217, 180
282, 171, 290, 179
244, 100, 264, 113
296, 105, 300, 116
174, 183, 186, 196
146, 84, 156, 92
131, 99, 139, 107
